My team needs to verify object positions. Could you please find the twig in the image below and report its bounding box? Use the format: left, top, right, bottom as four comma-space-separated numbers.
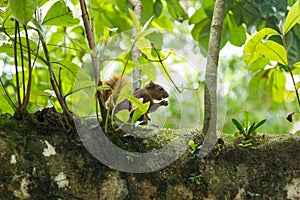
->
79, 0, 107, 122
79, 0, 99, 82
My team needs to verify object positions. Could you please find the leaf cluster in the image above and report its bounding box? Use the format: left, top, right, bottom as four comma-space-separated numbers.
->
232, 111, 266, 140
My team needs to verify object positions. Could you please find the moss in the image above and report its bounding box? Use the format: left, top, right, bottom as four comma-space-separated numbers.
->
0, 109, 300, 199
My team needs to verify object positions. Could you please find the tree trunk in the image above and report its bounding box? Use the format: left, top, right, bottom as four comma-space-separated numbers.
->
202, 0, 226, 157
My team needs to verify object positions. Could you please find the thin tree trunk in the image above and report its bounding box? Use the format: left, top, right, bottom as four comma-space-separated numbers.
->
129, 0, 142, 90
201, 0, 226, 157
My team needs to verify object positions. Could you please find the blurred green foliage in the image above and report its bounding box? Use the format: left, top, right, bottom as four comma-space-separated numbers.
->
0, 0, 300, 134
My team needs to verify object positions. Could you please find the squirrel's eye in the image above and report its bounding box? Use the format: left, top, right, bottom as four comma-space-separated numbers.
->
159, 87, 163, 90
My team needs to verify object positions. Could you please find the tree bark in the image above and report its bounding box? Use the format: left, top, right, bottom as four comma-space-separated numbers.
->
202, 0, 226, 157
129, 0, 142, 90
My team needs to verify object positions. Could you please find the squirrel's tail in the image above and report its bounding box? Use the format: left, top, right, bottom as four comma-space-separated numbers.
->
102, 74, 129, 102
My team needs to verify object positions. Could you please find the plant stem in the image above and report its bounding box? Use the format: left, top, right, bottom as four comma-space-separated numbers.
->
288, 67, 300, 109
80, 0, 107, 123
282, 34, 300, 110
14, 21, 21, 108
38, 31, 73, 123
20, 25, 33, 112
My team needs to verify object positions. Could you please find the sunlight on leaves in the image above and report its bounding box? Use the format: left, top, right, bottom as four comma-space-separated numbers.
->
9, 0, 37, 25
257, 40, 288, 66
244, 28, 280, 65
284, 0, 300, 34
42, 1, 79, 26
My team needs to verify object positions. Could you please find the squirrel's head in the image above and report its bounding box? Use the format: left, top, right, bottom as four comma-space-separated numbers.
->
146, 80, 169, 100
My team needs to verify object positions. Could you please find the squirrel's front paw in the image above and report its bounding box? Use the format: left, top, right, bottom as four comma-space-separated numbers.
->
160, 100, 168, 106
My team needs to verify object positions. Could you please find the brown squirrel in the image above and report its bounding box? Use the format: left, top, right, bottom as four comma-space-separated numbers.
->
102, 75, 169, 124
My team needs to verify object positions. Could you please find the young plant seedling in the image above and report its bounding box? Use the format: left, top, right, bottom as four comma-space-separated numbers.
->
232, 111, 266, 146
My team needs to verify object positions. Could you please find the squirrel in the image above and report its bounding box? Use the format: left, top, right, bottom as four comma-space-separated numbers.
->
102, 74, 169, 124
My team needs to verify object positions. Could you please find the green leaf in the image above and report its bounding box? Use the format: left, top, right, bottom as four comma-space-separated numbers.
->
257, 40, 288, 66
189, 0, 214, 24
253, 119, 267, 130
131, 100, 150, 122
232, 118, 244, 132
166, 0, 188, 22
129, 96, 149, 113
141, 16, 154, 32
135, 29, 155, 43
284, 0, 300, 34
247, 122, 256, 135
244, 111, 250, 132
269, 68, 286, 103
153, 0, 163, 17
244, 28, 280, 65
9, 0, 37, 25
116, 84, 132, 105
226, 12, 246, 46
249, 57, 270, 72
135, 38, 152, 58
128, 8, 140, 31
42, 1, 79, 26
293, 61, 300, 68
284, 90, 296, 101
152, 14, 173, 30
115, 109, 130, 123
188, 140, 196, 151
248, 70, 272, 106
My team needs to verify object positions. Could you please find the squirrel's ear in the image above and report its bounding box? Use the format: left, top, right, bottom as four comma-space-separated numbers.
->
149, 80, 154, 85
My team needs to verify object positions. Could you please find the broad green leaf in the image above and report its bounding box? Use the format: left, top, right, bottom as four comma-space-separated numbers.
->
115, 109, 130, 122
189, 0, 214, 24
152, 14, 173, 30
226, 12, 246, 46
0, 95, 15, 114
130, 100, 150, 122
129, 96, 149, 113
249, 57, 270, 72
116, 84, 132, 105
166, 0, 188, 22
135, 29, 155, 43
284, 0, 300, 34
190, 19, 210, 46
42, 1, 79, 26
52, 60, 91, 81
249, 70, 272, 107
153, 0, 163, 17
284, 90, 296, 101
293, 61, 300, 68
128, 8, 140, 31
9, 0, 37, 25
267, 68, 286, 103
257, 40, 288, 66
129, 95, 150, 123
244, 28, 279, 64
135, 38, 152, 58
